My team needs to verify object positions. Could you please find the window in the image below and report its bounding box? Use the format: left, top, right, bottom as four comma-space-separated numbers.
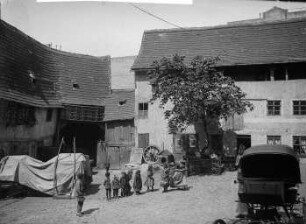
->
138, 133, 149, 148
73, 82, 79, 89
138, 102, 148, 119
267, 135, 281, 145
61, 105, 104, 122
267, 100, 281, 115
293, 100, 306, 115
119, 100, 127, 106
293, 136, 306, 156
46, 109, 53, 122
5, 102, 36, 126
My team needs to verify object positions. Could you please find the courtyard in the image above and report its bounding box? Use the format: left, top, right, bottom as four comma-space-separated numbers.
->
0, 169, 238, 224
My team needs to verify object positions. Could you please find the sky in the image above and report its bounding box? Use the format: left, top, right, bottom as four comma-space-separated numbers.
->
1, 0, 306, 57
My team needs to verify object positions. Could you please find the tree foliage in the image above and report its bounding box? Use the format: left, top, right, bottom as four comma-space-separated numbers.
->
149, 54, 254, 143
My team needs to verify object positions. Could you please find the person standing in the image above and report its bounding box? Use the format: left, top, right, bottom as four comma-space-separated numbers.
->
126, 169, 133, 196
112, 175, 120, 198
120, 171, 127, 197
133, 170, 142, 195
103, 172, 112, 200
144, 164, 155, 192
75, 173, 85, 217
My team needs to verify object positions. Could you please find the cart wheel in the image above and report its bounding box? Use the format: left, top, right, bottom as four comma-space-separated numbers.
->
212, 219, 226, 224
143, 145, 160, 164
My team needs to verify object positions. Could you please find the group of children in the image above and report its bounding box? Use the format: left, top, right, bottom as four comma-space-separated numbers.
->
103, 165, 155, 200
74, 165, 155, 216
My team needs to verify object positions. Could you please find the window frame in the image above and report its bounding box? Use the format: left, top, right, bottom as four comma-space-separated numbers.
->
267, 100, 281, 116
293, 100, 306, 115
293, 136, 306, 156
267, 135, 281, 145
138, 102, 149, 119
5, 102, 36, 126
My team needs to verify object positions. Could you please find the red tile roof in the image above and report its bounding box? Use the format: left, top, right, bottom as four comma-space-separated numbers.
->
104, 89, 135, 121
132, 18, 306, 70
0, 19, 110, 108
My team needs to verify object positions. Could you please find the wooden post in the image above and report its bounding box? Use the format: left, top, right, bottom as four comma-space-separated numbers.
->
53, 137, 64, 196
73, 137, 76, 185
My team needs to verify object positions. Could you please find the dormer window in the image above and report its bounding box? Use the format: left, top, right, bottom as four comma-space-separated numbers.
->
119, 100, 127, 106
73, 83, 80, 89
28, 70, 36, 84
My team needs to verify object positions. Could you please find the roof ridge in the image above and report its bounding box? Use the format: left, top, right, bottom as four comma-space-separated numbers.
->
143, 17, 306, 34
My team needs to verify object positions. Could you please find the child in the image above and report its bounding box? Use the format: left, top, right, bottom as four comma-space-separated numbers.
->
103, 171, 111, 200
133, 170, 142, 195
126, 169, 133, 196
112, 175, 120, 198
120, 171, 127, 197
75, 173, 85, 217
160, 159, 171, 193
144, 164, 155, 192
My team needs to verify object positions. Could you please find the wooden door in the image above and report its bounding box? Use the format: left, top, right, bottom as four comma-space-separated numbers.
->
138, 133, 149, 148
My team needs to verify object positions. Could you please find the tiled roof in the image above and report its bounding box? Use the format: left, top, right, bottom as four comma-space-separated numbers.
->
132, 18, 306, 70
57, 53, 110, 107
104, 89, 135, 121
0, 19, 110, 108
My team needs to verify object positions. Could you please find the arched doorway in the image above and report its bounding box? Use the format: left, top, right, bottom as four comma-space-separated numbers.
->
59, 122, 104, 166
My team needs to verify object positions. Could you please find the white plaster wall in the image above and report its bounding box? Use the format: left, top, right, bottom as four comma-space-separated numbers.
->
135, 71, 306, 151
135, 73, 197, 151
236, 80, 306, 147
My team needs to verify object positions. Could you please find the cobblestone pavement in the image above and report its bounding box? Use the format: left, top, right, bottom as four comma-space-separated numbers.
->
0, 169, 238, 224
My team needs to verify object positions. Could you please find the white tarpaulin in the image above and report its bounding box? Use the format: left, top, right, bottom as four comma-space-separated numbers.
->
0, 153, 91, 196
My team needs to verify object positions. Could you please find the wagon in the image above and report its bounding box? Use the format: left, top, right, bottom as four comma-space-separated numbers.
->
215, 144, 304, 224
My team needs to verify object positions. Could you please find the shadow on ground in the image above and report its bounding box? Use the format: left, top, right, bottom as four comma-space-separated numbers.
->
163, 186, 192, 193
82, 207, 99, 215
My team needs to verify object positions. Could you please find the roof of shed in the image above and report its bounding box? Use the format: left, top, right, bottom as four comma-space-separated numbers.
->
132, 18, 306, 70
104, 89, 135, 121
0, 19, 110, 108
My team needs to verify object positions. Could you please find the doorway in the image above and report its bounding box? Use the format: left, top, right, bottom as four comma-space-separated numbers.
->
236, 135, 251, 153
59, 122, 104, 165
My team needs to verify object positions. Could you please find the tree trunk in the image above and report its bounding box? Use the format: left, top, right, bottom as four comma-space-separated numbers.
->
202, 114, 210, 153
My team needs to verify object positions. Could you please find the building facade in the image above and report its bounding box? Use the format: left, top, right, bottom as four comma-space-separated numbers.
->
0, 19, 111, 163
132, 16, 306, 156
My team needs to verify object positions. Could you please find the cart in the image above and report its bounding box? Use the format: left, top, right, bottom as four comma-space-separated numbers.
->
215, 144, 304, 224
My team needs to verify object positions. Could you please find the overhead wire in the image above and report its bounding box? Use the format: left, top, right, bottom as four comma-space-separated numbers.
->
128, 3, 185, 29
128, 3, 231, 59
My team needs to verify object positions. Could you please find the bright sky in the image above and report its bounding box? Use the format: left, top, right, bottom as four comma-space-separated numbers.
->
1, 0, 305, 57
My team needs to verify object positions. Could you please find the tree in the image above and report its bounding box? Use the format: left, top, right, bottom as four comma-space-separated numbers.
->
149, 54, 253, 151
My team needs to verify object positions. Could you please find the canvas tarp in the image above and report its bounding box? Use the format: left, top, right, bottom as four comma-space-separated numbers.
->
0, 153, 91, 196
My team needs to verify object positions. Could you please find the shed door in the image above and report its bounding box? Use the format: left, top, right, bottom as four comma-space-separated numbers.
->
108, 146, 120, 169
138, 133, 149, 148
